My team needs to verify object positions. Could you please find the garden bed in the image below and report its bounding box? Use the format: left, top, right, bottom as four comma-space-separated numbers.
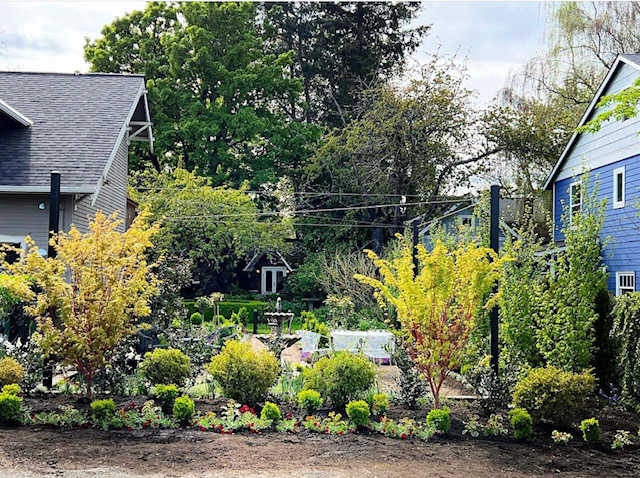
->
1, 421, 640, 477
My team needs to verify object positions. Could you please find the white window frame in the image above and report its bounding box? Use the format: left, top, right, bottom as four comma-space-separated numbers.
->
569, 181, 582, 223
459, 215, 475, 228
616, 271, 635, 296
613, 166, 625, 209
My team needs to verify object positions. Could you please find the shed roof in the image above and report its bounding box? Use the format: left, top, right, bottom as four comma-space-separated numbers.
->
0, 71, 149, 194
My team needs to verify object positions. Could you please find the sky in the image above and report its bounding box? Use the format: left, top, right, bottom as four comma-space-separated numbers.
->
0, 1, 547, 106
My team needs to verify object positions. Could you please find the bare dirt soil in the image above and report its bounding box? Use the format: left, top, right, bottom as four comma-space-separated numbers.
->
1, 424, 639, 478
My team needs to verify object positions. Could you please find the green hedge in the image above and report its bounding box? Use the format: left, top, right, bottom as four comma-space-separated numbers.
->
184, 299, 269, 322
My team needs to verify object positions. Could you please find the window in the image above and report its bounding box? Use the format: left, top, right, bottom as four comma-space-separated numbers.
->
460, 215, 474, 227
616, 271, 635, 296
569, 182, 582, 222
613, 166, 625, 209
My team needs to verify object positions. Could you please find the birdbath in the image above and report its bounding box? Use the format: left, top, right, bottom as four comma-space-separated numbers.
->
258, 298, 298, 360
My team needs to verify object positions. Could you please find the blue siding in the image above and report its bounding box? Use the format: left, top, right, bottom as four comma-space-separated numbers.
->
554, 154, 640, 292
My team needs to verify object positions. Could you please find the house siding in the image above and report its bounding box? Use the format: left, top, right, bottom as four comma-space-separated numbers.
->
72, 132, 129, 233
554, 154, 640, 292
557, 63, 640, 183
0, 194, 73, 251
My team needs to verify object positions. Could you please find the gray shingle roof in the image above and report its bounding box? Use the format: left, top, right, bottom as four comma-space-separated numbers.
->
0, 72, 145, 191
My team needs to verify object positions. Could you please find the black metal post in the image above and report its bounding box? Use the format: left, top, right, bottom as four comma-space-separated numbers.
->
43, 172, 60, 389
412, 219, 419, 277
489, 185, 500, 377
252, 308, 258, 335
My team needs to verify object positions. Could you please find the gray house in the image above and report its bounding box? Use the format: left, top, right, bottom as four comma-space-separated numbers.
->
0, 72, 152, 254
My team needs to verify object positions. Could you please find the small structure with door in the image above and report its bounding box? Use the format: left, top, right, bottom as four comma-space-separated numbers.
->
242, 252, 294, 295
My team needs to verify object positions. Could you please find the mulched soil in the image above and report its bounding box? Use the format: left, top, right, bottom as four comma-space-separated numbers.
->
3, 394, 640, 477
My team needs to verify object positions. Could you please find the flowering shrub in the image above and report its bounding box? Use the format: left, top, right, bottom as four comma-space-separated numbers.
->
552, 430, 572, 445
346, 400, 370, 426
0, 357, 23, 388
173, 396, 195, 425
303, 412, 355, 435
509, 408, 532, 440
261, 402, 281, 422
25, 405, 88, 428
193, 401, 270, 434
426, 406, 451, 434
372, 416, 438, 441
297, 389, 323, 415
579, 418, 600, 443
206, 341, 279, 405
140, 348, 192, 387
276, 417, 299, 433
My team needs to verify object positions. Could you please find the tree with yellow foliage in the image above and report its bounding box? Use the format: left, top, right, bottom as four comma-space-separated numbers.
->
355, 237, 507, 408
7, 211, 159, 397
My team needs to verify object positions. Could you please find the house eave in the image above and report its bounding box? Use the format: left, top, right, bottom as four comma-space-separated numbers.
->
0, 185, 95, 194
0, 98, 33, 126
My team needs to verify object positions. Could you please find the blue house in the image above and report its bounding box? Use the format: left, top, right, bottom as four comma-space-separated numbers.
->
544, 54, 640, 296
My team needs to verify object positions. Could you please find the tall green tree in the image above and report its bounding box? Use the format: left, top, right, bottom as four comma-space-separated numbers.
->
262, 2, 428, 126
85, 2, 321, 188
132, 169, 292, 294
303, 56, 497, 252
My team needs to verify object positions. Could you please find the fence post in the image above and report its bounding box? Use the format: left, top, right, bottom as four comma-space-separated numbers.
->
252, 308, 258, 335
489, 185, 500, 378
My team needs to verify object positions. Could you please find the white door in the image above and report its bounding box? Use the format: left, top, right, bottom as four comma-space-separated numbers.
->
261, 266, 287, 295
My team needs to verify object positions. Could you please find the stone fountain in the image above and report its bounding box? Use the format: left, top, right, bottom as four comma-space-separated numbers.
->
258, 298, 299, 360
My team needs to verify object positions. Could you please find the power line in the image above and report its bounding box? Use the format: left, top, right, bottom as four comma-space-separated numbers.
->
160, 218, 404, 229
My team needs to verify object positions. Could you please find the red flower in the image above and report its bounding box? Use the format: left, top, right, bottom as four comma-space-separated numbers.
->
199, 426, 206, 432
221, 430, 225, 434
401, 433, 407, 439
126, 427, 132, 431
250, 408, 255, 414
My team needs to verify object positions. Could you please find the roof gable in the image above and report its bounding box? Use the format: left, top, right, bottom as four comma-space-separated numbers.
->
544, 54, 640, 190
0, 72, 149, 194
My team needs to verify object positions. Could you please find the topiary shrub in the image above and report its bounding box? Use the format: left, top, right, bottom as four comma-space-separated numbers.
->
261, 401, 281, 422
0, 357, 24, 388
153, 384, 180, 408
140, 348, 192, 387
190, 312, 203, 325
297, 389, 323, 415
303, 352, 376, 408
346, 400, 370, 426
509, 408, 533, 440
579, 418, 600, 443
90, 399, 116, 422
512, 366, 595, 427
426, 406, 451, 434
173, 395, 195, 425
0, 383, 21, 423
205, 340, 279, 405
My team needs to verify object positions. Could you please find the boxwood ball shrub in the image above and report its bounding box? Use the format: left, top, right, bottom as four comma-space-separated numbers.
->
297, 390, 323, 415
190, 312, 203, 325
0, 384, 22, 422
90, 399, 116, 421
205, 340, 279, 405
509, 408, 533, 440
426, 405, 451, 434
140, 348, 192, 387
512, 366, 595, 427
580, 418, 601, 443
261, 401, 281, 422
173, 395, 195, 425
303, 352, 376, 408
153, 384, 180, 408
0, 357, 24, 388
346, 400, 371, 426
